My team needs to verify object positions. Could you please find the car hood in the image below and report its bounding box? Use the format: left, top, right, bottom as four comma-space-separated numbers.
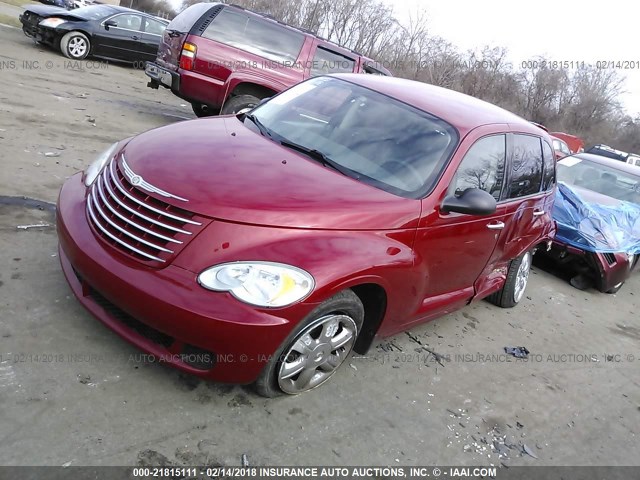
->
118, 117, 420, 230
552, 182, 640, 253
24, 5, 74, 17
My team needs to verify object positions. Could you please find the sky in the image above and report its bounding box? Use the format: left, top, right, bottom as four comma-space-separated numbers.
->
384, 0, 640, 116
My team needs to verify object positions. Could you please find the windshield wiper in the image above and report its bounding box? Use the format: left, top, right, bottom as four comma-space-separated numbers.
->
279, 139, 357, 178
244, 113, 273, 138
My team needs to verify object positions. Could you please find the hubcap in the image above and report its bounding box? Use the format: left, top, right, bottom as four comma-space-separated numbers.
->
277, 314, 357, 394
513, 252, 531, 303
69, 37, 87, 58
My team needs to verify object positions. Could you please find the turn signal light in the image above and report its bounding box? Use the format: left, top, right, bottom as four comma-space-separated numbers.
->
179, 42, 197, 71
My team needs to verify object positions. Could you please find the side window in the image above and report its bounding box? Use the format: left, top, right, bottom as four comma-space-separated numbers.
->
111, 14, 142, 31
310, 47, 356, 76
202, 10, 305, 63
542, 141, 555, 191
450, 135, 506, 201
144, 18, 167, 35
507, 134, 544, 198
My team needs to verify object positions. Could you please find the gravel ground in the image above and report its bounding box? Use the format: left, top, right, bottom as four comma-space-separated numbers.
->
0, 24, 639, 468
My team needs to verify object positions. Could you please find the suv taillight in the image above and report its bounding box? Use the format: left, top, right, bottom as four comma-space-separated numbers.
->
179, 42, 197, 71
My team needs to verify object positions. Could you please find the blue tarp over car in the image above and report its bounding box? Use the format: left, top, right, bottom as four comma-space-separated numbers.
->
553, 182, 640, 254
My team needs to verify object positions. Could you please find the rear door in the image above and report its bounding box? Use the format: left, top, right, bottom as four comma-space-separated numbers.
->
94, 13, 144, 61
140, 17, 167, 62
491, 133, 550, 274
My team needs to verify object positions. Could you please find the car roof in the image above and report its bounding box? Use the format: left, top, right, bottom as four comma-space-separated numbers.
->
332, 74, 540, 135
573, 153, 640, 176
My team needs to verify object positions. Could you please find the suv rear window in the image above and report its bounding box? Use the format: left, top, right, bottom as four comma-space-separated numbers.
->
166, 3, 213, 32
201, 9, 305, 63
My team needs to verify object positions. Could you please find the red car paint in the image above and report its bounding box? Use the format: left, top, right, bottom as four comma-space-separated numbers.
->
57, 74, 556, 384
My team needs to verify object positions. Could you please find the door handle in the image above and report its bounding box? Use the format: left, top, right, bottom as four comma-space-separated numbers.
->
131, 35, 140, 40
486, 221, 505, 230
533, 210, 545, 217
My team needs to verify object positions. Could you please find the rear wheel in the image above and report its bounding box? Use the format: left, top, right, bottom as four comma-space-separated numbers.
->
220, 94, 260, 115
60, 31, 90, 60
255, 290, 364, 397
191, 102, 216, 118
487, 250, 533, 308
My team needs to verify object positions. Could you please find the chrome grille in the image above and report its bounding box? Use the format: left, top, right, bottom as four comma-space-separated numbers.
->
87, 156, 204, 264
603, 252, 617, 265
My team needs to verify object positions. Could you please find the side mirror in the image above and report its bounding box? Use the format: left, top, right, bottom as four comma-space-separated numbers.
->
441, 188, 497, 215
104, 19, 117, 30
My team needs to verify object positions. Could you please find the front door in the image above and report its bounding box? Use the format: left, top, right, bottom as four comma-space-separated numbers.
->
94, 13, 144, 61
409, 132, 508, 323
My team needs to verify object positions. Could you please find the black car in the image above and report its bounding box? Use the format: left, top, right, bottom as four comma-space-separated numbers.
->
20, 5, 169, 63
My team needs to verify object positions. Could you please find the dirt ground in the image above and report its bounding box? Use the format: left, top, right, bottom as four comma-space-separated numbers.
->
0, 24, 639, 468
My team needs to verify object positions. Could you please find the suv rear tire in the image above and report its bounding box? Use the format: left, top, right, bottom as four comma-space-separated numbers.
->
221, 94, 260, 115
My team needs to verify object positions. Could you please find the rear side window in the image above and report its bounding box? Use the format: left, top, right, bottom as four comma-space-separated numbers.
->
450, 135, 506, 201
542, 141, 555, 190
310, 47, 355, 76
167, 3, 213, 32
202, 9, 305, 63
507, 134, 544, 198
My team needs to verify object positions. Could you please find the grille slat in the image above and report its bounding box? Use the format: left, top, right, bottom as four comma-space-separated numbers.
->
603, 252, 617, 265
108, 160, 200, 226
96, 177, 182, 245
87, 157, 205, 264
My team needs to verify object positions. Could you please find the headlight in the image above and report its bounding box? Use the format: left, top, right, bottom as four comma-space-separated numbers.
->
198, 261, 315, 308
84, 143, 118, 186
39, 18, 66, 28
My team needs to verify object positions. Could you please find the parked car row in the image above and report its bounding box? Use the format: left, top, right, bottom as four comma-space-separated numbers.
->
17, 2, 637, 395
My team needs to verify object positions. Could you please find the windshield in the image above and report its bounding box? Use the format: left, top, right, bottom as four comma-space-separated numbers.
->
72, 5, 118, 20
557, 157, 640, 205
246, 76, 458, 198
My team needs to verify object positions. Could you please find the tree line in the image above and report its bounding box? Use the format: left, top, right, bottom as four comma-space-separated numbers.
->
137, 0, 640, 154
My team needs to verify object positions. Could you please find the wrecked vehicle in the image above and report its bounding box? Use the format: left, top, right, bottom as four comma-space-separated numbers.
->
546, 153, 640, 293
56, 74, 556, 396
20, 5, 168, 62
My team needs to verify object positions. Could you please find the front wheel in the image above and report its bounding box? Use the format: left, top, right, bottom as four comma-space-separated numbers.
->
487, 250, 533, 308
220, 94, 260, 115
255, 290, 364, 397
60, 31, 90, 60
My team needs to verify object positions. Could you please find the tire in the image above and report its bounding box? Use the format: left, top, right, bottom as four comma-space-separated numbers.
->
487, 250, 533, 308
60, 31, 90, 60
255, 290, 364, 397
220, 94, 260, 115
191, 102, 216, 118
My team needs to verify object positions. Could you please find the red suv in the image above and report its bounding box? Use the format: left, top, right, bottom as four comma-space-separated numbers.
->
57, 75, 556, 396
144, 3, 390, 117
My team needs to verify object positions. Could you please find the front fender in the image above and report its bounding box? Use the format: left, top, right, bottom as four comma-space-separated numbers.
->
172, 220, 420, 332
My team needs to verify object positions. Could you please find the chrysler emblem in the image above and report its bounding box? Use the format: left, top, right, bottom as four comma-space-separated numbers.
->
121, 156, 188, 202
129, 175, 142, 186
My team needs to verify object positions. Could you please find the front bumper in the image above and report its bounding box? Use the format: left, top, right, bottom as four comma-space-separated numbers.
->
56, 173, 303, 383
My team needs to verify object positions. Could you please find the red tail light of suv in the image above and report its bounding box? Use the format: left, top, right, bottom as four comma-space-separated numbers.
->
57, 74, 556, 396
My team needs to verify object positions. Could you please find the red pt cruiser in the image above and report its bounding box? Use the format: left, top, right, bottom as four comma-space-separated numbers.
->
57, 74, 556, 396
